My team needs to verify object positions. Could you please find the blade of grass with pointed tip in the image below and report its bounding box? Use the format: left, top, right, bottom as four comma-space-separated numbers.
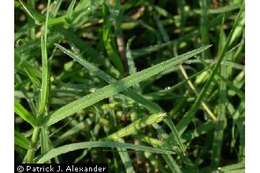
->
55, 44, 207, 155
37, 141, 175, 163
67, 0, 77, 20
55, 44, 185, 171
51, 0, 63, 17
56, 44, 162, 113
18, 0, 42, 25
48, 45, 211, 126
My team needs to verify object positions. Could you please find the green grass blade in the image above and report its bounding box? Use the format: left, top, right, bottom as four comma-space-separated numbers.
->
18, 0, 42, 25
55, 44, 162, 113
118, 148, 136, 173
67, 0, 77, 20
22, 63, 41, 88
220, 159, 245, 173
47, 45, 211, 126
37, 141, 175, 163
211, 21, 228, 168
40, 127, 51, 157
51, 0, 63, 17
15, 101, 37, 127
38, 0, 51, 116
116, 139, 136, 173
102, 3, 125, 74
15, 131, 30, 150
200, 0, 211, 58
55, 44, 185, 166
126, 37, 137, 75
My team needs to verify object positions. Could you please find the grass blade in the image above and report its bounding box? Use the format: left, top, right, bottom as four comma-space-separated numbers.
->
18, 0, 42, 25
38, 0, 50, 116
15, 131, 30, 150
116, 139, 136, 173
56, 44, 185, 170
48, 45, 211, 126
24, 0, 51, 163
55, 43, 162, 113
37, 141, 175, 163
15, 101, 37, 127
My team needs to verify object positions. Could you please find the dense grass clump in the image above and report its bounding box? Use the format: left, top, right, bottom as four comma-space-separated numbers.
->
15, 0, 244, 172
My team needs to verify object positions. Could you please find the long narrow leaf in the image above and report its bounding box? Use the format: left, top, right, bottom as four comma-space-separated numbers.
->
15, 101, 37, 127
38, 0, 50, 116
37, 141, 175, 163
47, 45, 210, 126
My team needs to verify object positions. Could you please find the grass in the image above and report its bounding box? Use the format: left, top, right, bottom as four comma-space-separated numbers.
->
15, 0, 244, 172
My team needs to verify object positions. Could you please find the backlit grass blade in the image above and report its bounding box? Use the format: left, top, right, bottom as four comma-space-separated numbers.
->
37, 141, 175, 163
47, 45, 211, 126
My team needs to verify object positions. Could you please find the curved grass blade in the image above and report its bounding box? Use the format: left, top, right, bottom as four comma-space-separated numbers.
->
37, 141, 175, 163
47, 45, 211, 126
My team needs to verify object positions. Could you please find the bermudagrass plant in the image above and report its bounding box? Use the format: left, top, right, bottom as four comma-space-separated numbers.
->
15, 0, 244, 172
